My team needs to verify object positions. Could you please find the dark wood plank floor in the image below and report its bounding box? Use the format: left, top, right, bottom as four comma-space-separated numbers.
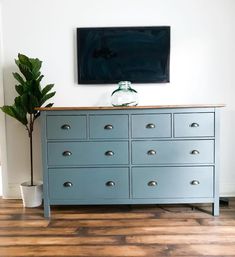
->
1, 198, 235, 256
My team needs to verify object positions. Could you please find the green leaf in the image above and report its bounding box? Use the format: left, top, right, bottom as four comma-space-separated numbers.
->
20, 93, 39, 114
19, 94, 29, 110
15, 85, 24, 95
42, 84, 54, 96
0, 106, 16, 118
11, 105, 28, 125
13, 72, 25, 85
30, 80, 42, 98
17, 54, 32, 68
37, 75, 44, 83
14, 95, 23, 107
15, 95, 27, 113
45, 103, 54, 108
40, 91, 56, 105
0, 105, 27, 125
30, 58, 42, 75
29, 94, 40, 111
17, 64, 32, 81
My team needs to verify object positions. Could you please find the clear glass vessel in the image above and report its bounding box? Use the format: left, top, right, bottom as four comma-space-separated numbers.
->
111, 81, 138, 107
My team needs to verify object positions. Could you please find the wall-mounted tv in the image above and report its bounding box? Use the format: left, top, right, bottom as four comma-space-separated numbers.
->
77, 26, 170, 84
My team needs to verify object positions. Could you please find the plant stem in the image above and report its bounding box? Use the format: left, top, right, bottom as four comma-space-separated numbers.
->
29, 114, 34, 186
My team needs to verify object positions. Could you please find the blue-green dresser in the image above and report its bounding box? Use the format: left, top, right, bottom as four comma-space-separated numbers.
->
38, 105, 223, 218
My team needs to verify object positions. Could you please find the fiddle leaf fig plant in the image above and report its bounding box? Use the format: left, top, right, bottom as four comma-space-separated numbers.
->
1, 53, 56, 186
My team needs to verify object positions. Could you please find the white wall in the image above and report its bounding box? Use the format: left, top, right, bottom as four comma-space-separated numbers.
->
0, 2, 8, 197
0, 0, 235, 197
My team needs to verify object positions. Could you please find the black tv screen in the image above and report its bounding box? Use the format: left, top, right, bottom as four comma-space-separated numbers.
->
77, 26, 170, 84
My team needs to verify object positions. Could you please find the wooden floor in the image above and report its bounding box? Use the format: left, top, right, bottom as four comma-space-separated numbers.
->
1, 199, 235, 256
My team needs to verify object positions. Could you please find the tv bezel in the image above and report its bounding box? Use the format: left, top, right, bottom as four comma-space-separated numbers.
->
77, 26, 170, 84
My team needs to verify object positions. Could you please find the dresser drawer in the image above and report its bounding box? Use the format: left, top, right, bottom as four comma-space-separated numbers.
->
132, 114, 171, 138
89, 115, 128, 139
49, 168, 129, 200
132, 140, 214, 164
47, 115, 86, 139
48, 141, 128, 166
132, 167, 213, 198
174, 113, 214, 137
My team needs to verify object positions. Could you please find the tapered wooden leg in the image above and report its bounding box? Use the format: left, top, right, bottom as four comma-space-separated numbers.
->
44, 200, 51, 219
212, 200, 219, 216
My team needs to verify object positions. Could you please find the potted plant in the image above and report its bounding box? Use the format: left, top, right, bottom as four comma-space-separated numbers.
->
1, 53, 55, 207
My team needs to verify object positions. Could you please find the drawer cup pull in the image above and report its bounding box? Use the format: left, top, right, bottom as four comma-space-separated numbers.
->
106, 181, 115, 187
148, 181, 157, 187
147, 150, 156, 155
191, 150, 200, 155
191, 180, 200, 185
61, 124, 71, 130
63, 182, 73, 187
104, 124, 113, 130
190, 123, 199, 128
62, 151, 72, 156
146, 123, 156, 129
105, 151, 114, 156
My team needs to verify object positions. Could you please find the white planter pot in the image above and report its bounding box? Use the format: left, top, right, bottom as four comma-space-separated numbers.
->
20, 181, 43, 207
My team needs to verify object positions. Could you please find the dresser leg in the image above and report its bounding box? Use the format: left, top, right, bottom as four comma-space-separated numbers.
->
212, 201, 219, 216
43, 202, 51, 218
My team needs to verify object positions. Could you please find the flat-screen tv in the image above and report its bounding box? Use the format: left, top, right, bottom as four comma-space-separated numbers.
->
77, 26, 170, 84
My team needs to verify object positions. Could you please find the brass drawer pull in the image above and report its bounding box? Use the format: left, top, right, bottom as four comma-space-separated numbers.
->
61, 124, 71, 130
191, 180, 200, 185
63, 181, 73, 187
148, 181, 157, 187
104, 124, 113, 130
191, 150, 200, 155
146, 123, 156, 129
190, 123, 199, 128
62, 151, 72, 156
106, 181, 115, 187
147, 150, 156, 155
105, 151, 114, 156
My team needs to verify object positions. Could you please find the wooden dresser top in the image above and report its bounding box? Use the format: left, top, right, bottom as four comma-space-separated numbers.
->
36, 104, 225, 111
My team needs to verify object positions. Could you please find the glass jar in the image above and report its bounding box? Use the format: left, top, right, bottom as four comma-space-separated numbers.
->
111, 81, 138, 107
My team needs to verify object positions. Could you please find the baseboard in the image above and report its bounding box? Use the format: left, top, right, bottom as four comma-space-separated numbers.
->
220, 183, 235, 197
3, 183, 21, 199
